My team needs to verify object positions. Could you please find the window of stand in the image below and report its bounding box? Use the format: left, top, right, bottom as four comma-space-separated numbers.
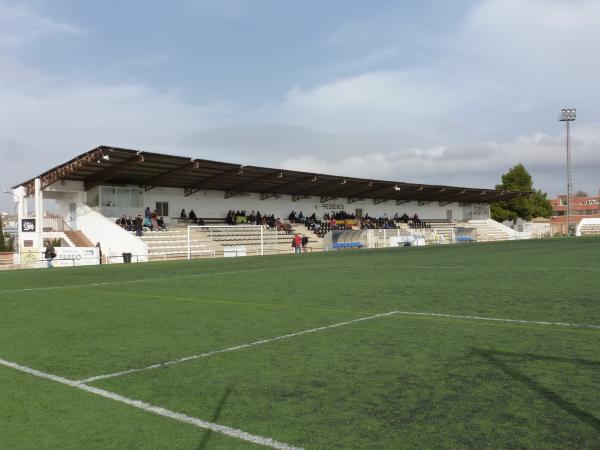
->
100, 186, 144, 208
155, 202, 169, 217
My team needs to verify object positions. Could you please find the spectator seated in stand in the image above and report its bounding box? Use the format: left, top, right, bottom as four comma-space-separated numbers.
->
151, 212, 160, 230
226, 210, 235, 225
275, 218, 293, 234
180, 209, 187, 219
143, 215, 152, 230
359, 216, 398, 229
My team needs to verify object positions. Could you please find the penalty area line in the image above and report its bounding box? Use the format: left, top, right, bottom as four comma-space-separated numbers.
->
0, 358, 303, 450
79, 310, 600, 385
394, 311, 600, 329
78, 311, 399, 384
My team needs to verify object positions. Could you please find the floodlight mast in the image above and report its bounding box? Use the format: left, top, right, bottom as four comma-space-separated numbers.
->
559, 108, 576, 236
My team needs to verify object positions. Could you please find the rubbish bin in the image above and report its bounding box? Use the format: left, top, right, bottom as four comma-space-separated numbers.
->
122, 252, 132, 263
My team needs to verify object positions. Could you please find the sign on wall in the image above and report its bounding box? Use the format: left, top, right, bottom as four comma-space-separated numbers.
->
53, 247, 100, 266
21, 218, 36, 232
320, 203, 345, 210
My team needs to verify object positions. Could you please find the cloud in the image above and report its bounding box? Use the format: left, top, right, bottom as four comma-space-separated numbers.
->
277, 127, 600, 195
117, 55, 170, 69
0, 2, 82, 47
185, 122, 600, 196
0, 61, 235, 201
281, 70, 459, 134
278, 0, 600, 138
2, 0, 600, 212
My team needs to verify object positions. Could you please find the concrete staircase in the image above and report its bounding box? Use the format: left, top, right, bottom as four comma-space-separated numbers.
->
138, 223, 320, 260
294, 223, 324, 251
197, 226, 300, 255
428, 223, 458, 244
466, 219, 515, 242
65, 230, 94, 247
139, 225, 222, 260
580, 223, 600, 236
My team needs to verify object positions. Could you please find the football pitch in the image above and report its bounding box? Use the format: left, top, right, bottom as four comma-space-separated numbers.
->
1, 238, 600, 449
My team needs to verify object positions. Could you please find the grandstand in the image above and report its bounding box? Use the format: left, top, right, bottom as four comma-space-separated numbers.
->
576, 218, 600, 236
7, 145, 527, 267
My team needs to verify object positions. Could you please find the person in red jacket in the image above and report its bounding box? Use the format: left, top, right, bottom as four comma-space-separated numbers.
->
293, 233, 302, 254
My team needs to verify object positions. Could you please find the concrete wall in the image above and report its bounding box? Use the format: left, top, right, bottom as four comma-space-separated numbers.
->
98, 186, 480, 222
76, 204, 147, 262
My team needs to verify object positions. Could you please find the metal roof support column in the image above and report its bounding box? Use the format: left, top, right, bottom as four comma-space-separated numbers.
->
34, 178, 43, 253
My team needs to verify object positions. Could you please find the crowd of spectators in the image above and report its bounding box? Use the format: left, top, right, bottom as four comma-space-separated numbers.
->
180, 209, 205, 225
124, 206, 432, 239
222, 210, 293, 234
359, 215, 397, 229
117, 207, 167, 234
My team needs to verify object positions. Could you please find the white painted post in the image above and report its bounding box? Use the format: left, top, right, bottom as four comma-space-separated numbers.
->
187, 226, 191, 260
14, 187, 24, 254
260, 226, 264, 256
383, 228, 387, 248
34, 178, 43, 255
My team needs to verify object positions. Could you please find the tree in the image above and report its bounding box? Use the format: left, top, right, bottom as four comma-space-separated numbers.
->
0, 216, 6, 252
491, 164, 552, 221
575, 190, 589, 197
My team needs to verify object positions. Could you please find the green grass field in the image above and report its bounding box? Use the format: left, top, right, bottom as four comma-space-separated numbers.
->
1, 238, 600, 449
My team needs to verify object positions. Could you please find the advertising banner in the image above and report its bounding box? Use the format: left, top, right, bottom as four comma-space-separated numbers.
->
52, 247, 100, 267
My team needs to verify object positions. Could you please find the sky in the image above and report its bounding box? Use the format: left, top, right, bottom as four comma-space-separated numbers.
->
1, 0, 599, 212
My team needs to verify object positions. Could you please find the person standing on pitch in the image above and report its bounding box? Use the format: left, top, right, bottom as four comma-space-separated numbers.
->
44, 241, 56, 268
96, 242, 103, 264
134, 214, 143, 237
293, 233, 302, 254
301, 234, 308, 253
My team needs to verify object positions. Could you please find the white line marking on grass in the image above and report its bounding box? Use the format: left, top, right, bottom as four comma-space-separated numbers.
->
0, 358, 304, 450
0, 268, 271, 294
393, 311, 600, 329
313, 264, 600, 271
78, 309, 600, 384
77, 311, 399, 384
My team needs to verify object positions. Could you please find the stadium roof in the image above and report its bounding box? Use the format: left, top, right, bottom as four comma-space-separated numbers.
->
14, 146, 529, 203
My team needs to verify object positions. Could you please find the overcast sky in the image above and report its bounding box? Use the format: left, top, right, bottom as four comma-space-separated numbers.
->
1, 0, 599, 212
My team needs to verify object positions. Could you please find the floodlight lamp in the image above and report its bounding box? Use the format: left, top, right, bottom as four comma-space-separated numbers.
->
559, 107, 576, 121
393, 185, 401, 191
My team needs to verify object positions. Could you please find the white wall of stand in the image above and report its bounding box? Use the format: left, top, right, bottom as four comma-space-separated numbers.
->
15, 181, 491, 265
92, 186, 490, 222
